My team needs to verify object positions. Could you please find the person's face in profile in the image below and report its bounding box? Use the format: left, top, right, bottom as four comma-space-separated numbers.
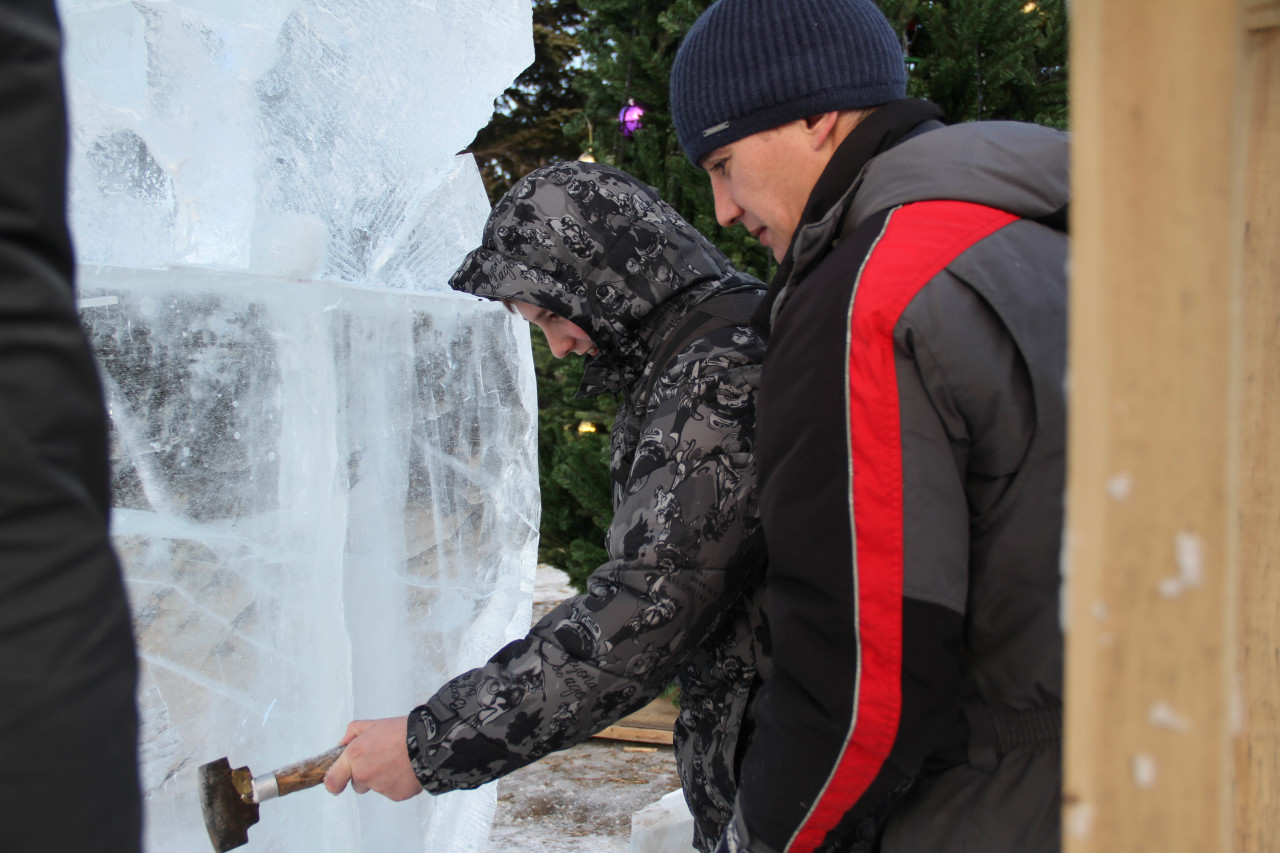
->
514, 303, 598, 359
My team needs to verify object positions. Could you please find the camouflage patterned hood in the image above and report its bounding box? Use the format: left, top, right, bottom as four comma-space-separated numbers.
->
449, 161, 750, 396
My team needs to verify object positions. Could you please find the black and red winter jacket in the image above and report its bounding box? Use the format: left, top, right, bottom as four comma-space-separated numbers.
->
728, 99, 1069, 853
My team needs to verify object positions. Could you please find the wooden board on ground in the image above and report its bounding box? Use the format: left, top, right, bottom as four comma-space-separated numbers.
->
594, 696, 679, 746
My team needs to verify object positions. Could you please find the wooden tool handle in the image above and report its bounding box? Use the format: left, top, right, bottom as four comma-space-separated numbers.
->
273, 745, 345, 797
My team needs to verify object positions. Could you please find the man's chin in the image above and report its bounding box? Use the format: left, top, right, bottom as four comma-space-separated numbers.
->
752, 232, 782, 263
758, 231, 790, 264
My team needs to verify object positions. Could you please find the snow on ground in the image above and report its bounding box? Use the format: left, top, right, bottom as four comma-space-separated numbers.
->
488, 738, 682, 852
487, 565, 684, 852
532, 564, 580, 620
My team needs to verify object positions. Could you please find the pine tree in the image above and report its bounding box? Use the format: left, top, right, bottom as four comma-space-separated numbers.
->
527, 331, 618, 590
879, 0, 1069, 128
534, 0, 776, 591
567, 0, 777, 284
466, 0, 588, 204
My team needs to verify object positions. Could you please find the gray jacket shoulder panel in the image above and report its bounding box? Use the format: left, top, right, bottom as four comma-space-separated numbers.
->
894, 267, 1034, 614
851, 122, 1070, 228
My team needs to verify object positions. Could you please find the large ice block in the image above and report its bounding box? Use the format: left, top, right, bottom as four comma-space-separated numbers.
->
57, 0, 539, 850
79, 268, 539, 852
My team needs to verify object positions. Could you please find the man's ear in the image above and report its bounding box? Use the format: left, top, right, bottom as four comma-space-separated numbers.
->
803, 112, 842, 150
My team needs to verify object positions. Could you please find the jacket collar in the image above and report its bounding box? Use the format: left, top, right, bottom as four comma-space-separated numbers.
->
753, 99, 945, 337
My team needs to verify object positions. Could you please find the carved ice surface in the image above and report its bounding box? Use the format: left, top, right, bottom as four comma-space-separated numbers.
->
78, 273, 539, 852
58, 0, 529, 285
57, 1, 537, 851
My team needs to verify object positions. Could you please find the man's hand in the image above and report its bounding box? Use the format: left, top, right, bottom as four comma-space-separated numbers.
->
322, 716, 424, 802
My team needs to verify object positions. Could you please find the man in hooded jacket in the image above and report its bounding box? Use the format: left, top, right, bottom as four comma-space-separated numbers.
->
325, 162, 770, 851
667, 1, 1069, 851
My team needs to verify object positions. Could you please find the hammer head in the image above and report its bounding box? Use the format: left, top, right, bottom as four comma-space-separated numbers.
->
198, 757, 260, 852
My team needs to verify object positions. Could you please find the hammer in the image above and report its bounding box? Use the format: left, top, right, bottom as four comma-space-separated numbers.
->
198, 745, 344, 852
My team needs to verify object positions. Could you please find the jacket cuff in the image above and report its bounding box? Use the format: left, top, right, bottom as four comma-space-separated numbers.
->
406, 706, 443, 792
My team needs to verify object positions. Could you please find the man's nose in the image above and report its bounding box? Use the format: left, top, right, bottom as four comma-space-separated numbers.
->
711, 179, 742, 228
547, 331, 573, 359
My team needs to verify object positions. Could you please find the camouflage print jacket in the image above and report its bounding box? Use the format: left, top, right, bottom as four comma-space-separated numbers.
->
422, 162, 770, 850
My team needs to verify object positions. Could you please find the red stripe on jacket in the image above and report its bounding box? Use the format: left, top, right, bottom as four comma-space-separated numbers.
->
788, 201, 1018, 852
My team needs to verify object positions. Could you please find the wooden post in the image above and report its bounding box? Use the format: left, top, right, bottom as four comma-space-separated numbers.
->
1066, 1, 1280, 851
1232, 7, 1280, 849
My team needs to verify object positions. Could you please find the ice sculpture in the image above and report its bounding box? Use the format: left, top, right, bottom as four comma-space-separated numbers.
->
57, 1, 538, 850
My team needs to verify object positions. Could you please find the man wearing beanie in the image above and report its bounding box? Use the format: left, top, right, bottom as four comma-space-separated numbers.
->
670, 1, 1069, 852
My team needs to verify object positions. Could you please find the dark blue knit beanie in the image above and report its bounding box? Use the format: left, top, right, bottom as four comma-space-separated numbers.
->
670, 0, 907, 165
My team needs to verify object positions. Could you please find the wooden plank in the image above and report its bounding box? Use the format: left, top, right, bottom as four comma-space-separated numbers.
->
1233, 22, 1280, 853
616, 698, 679, 730
593, 696, 679, 746
593, 725, 674, 746
1065, 2, 1249, 850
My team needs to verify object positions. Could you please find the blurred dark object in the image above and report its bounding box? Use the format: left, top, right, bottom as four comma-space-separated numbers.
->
0, 2, 142, 851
